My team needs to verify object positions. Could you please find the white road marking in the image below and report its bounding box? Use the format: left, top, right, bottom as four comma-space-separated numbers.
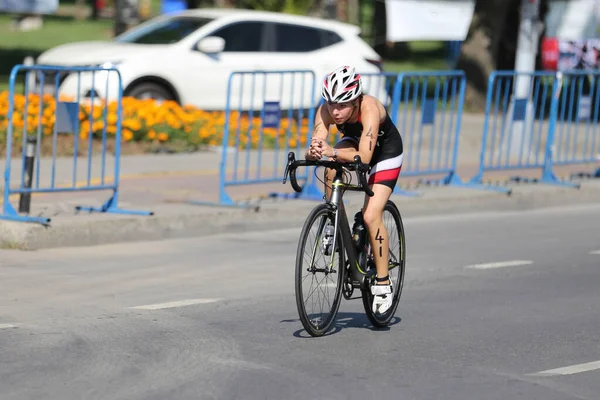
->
129, 298, 220, 310
0, 324, 18, 330
590, 250, 600, 255
527, 360, 600, 377
465, 260, 534, 270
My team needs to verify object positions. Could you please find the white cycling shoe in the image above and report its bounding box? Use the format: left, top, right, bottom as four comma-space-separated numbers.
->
371, 279, 393, 315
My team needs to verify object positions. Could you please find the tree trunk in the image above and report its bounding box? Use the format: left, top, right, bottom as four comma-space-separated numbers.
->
336, 0, 348, 22
371, 0, 387, 56
457, 0, 519, 111
348, 0, 359, 26
215, 0, 235, 7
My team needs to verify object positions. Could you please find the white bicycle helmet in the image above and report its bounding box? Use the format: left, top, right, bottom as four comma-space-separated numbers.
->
321, 65, 363, 103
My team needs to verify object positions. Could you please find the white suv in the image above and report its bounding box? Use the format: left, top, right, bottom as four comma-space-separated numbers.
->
36, 8, 387, 110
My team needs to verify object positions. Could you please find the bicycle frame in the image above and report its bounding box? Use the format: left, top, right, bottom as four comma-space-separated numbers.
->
282, 151, 376, 290
324, 169, 374, 291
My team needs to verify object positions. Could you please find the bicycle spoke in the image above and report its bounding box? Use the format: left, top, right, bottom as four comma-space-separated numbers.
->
304, 273, 335, 324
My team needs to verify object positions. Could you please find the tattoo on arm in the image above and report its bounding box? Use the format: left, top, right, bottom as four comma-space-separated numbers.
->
365, 127, 373, 137
313, 122, 323, 133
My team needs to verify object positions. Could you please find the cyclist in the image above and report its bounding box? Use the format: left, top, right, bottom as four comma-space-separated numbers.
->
304, 65, 404, 315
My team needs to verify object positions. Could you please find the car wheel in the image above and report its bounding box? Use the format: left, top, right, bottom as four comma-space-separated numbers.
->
126, 82, 175, 103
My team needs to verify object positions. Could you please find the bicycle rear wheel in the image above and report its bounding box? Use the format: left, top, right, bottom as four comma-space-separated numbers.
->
295, 204, 345, 337
361, 200, 406, 328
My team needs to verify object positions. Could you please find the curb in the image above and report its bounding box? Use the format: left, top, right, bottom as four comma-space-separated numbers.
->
1, 181, 599, 251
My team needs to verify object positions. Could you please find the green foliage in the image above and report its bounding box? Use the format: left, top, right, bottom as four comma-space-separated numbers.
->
238, 0, 314, 15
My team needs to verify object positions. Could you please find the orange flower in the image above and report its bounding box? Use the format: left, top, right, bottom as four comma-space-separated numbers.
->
157, 132, 168, 142
122, 129, 134, 141
107, 113, 118, 126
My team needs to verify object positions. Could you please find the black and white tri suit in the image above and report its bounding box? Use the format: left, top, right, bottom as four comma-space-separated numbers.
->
335, 110, 404, 190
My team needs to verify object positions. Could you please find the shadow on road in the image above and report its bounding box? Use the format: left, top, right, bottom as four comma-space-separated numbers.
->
284, 312, 403, 338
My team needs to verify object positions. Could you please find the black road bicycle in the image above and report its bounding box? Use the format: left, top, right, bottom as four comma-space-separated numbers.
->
282, 152, 406, 337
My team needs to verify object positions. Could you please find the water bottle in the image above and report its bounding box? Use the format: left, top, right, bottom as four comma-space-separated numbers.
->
352, 211, 366, 251
322, 224, 334, 255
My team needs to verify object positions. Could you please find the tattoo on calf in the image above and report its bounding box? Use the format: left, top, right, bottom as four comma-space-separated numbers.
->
375, 228, 385, 257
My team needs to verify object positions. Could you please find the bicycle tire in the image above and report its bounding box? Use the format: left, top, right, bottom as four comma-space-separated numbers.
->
295, 203, 345, 337
361, 200, 406, 328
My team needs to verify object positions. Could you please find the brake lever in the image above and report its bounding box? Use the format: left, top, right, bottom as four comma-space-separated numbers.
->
282, 151, 296, 184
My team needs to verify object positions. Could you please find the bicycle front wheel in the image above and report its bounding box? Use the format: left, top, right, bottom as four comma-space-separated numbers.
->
361, 200, 406, 328
295, 203, 345, 337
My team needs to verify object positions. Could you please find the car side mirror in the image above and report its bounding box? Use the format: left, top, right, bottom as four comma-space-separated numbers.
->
196, 36, 225, 54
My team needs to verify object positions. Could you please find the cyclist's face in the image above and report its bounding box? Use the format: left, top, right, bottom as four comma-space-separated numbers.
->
326, 101, 354, 124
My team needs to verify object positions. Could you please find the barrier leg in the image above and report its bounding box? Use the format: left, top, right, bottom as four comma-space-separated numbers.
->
0, 201, 51, 225
529, 155, 581, 188
465, 174, 514, 195
568, 167, 600, 181
75, 190, 155, 215
439, 171, 513, 195
536, 169, 581, 189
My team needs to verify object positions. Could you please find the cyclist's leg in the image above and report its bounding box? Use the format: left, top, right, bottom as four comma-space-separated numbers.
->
323, 137, 359, 201
362, 183, 393, 284
362, 155, 402, 314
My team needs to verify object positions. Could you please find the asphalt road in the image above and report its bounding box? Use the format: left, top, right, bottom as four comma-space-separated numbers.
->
1, 203, 600, 400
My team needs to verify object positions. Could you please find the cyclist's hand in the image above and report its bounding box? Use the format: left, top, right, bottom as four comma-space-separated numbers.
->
306, 138, 323, 160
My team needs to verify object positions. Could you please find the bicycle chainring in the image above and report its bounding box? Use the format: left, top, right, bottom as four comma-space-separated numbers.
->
342, 261, 354, 299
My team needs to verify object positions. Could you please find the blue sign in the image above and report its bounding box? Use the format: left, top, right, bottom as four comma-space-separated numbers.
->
263, 101, 280, 128
56, 101, 79, 134
421, 99, 436, 125
577, 95, 592, 121
512, 98, 528, 122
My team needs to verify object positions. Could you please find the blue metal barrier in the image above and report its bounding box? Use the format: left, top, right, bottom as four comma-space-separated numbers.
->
391, 71, 471, 192
1, 64, 153, 225
469, 70, 580, 190
191, 70, 318, 207
550, 71, 600, 180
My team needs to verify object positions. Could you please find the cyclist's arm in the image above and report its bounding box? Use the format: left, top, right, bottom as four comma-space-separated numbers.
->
305, 105, 332, 159
312, 104, 332, 141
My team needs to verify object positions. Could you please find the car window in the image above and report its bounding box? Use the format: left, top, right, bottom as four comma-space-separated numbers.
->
115, 17, 214, 44
210, 22, 265, 52
273, 23, 342, 52
322, 30, 343, 48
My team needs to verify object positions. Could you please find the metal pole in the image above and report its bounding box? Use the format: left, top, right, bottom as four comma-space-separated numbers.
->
509, 0, 543, 158
18, 137, 36, 214
514, 0, 541, 97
